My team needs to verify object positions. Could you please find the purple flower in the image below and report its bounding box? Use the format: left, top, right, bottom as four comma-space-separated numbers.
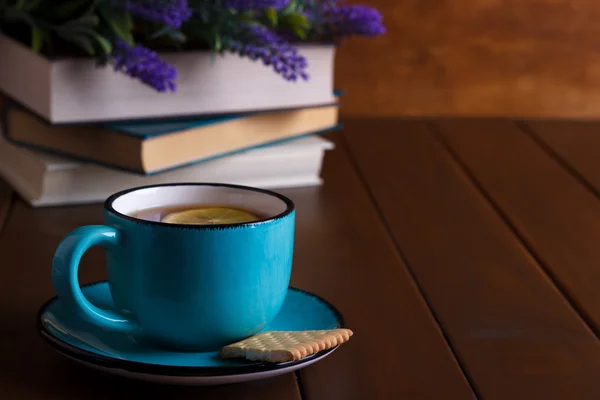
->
118, 0, 192, 28
112, 40, 177, 92
229, 25, 308, 82
325, 4, 385, 37
302, 1, 385, 38
220, 0, 290, 10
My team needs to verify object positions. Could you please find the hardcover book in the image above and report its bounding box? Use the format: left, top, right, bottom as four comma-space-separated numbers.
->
0, 34, 336, 124
1, 102, 339, 175
0, 133, 335, 207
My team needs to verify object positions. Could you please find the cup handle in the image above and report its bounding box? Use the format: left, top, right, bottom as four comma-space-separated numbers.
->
52, 225, 138, 333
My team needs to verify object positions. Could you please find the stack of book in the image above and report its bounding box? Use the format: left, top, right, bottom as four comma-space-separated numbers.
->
0, 36, 340, 207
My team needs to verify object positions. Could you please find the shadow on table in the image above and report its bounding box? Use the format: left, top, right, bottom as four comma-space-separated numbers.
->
0, 313, 291, 399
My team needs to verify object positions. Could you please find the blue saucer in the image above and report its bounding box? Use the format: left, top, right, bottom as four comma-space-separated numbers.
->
38, 282, 345, 385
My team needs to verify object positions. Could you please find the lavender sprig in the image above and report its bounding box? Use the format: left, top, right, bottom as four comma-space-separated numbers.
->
220, 0, 290, 10
300, 0, 385, 39
325, 4, 385, 37
229, 25, 308, 82
119, 0, 192, 28
112, 40, 177, 92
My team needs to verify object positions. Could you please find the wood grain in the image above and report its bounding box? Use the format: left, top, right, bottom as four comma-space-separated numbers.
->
0, 132, 474, 399
0, 178, 13, 235
267, 133, 476, 400
436, 119, 600, 335
344, 119, 600, 399
524, 120, 600, 193
336, 0, 600, 118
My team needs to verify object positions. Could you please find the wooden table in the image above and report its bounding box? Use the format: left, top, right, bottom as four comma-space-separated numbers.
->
2, 118, 600, 399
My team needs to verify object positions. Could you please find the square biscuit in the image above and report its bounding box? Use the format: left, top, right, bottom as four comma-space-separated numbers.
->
220, 329, 353, 363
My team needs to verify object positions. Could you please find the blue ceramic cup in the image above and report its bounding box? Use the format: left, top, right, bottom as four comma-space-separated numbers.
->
51, 183, 295, 351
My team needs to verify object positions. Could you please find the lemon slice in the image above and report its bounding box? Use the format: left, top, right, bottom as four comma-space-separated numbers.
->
161, 207, 260, 225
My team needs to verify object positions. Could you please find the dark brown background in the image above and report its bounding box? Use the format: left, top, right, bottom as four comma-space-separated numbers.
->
335, 0, 600, 118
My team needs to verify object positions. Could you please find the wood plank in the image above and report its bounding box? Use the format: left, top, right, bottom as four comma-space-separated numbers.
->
261, 133, 475, 399
344, 119, 600, 400
336, 0, 600, 118
0, 132, 475, 399
436, 119, 600, 334
0, 178, 13, 235
524, 120, 600, 194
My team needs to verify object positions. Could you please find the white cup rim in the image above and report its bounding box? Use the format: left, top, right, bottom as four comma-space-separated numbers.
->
104, 182, 295, 230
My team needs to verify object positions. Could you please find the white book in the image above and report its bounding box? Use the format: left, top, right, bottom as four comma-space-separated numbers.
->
0, 34, 336, 124
0, 133, 334, 207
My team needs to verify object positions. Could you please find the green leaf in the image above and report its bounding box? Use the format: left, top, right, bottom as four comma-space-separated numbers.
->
15, 0, 26, 10
280, 12, 309, 39
290, 24, 306, 40
149, 26, 187, 43
148, 25, 171, 40
98, 5, 133, 44
31, 27, 43, 53
58, 32, 95, 55
283, 12, 310, 29
93, 33, 112, 54
279, 0, 297, 15
214, 34, 221, 52
264, 7, 278, 26
167, 30, 187, 43
69, 14, 100, 27
55, 14, 100, 37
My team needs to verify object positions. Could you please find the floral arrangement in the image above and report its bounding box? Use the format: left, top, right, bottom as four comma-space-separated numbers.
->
0, 1, 385, 92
